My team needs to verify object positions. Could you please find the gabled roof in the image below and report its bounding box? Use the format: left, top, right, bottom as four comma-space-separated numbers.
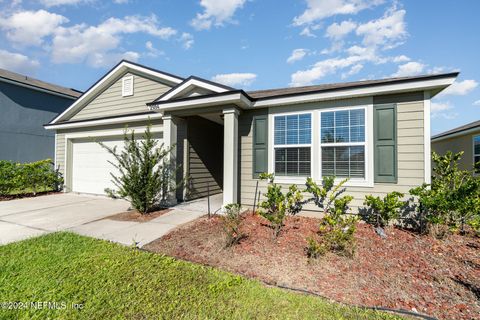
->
48, 60, 183, 124
153, 76, 234, 102
432, 120, 480, 141
0, 68, 82, 99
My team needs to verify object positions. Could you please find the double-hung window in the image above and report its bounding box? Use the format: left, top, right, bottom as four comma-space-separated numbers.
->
320, 108, 366, 179
274, 113, 312, 176
474, 135, 480, 173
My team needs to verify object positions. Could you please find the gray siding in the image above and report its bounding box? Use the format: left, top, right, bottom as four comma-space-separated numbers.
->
239, 92, 426, 215
55, 120, 163, 190
0, 81, 74, 162
69, 72, 171, 121
432, 130, 480, 171
185, 116, 223, 200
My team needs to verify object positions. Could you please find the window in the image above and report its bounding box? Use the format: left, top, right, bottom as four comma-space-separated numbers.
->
320, 108, 366, 179
274, 113, 311, 176
122, 75, 134, 97
475, 135, 480, 173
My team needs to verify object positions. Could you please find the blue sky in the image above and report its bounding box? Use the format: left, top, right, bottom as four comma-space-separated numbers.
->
0, 0, 478, 134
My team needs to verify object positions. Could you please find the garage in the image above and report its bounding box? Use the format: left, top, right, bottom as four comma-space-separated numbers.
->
70, 133, 162, 195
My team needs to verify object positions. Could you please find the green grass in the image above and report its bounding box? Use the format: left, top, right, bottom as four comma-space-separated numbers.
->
0, 233, 401, 319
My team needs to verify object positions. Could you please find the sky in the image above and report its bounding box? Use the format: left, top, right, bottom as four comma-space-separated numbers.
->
0, 0, 478, 135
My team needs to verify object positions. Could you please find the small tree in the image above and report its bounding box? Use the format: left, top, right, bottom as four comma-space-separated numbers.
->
363, 191, 405, 228
221, 203, 245, 247
98, 125, 176, 214
257, 173, 304, 238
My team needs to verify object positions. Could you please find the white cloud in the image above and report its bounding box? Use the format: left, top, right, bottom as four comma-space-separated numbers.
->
431, 101, 458, 119
145, 41, 164, 57
179, 32, 194, 49
341, 63, 363, 79
191, 0, 246, 30
39, 0, 90, 7
355, 7, 407, 49
325, 20, 356, 39
293, 0, 383, 26
431, 101, 452, 113
0, 49, 39, 74
393, 55, 410, 63
51, 15, 177, 67
439, 79, 478, 96
392, 61, 425, 77
287, 48, 309, 64
473, 100, 480, 106
211, 72, 257, 87
0, 10, 68, 46
113, 0, 129, 3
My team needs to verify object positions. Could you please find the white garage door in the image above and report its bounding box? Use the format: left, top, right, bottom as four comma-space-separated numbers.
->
71, 134, 162, 195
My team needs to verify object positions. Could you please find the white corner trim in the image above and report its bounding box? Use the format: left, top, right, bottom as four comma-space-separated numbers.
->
54, 133, 57, 169
44, 113, 163, 130
49, 61, 182, 124
159, 78, 229, 101
424, 91, 431, 184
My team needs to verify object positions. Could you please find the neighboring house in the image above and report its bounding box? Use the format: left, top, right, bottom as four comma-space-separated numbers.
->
0, 68, 81, 163
44, 60, 458, 212
432, 120, 480, 172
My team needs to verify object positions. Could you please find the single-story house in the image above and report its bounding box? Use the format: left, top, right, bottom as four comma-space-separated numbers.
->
432, 120, 480, 172
0, 68, 81, 162
44, 60, 458, 212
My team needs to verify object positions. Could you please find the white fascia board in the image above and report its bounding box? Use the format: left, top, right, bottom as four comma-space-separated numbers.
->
149, 92, 250, 112
44, 113, 163, 130
252, 77, 457, 108
49, 61, 182, 124
159, 78, 229, 101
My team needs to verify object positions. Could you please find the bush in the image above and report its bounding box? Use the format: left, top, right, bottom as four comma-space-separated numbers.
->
410, 151, 480, 235
363, 192, 405, 228
98, 125, 177, 214
257, 173, 304, 238
0, 159, 62, 196
305, 177, 357, 258
221, 203, 245, 247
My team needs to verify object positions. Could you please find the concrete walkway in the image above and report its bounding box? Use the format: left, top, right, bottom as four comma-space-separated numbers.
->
0, 193, 221, 247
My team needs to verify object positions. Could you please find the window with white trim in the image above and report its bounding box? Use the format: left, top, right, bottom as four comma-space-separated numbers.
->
122, 75, 134, 97
274, 113, 311, 176
320, 108, 366, 179
474, 135, 480, 173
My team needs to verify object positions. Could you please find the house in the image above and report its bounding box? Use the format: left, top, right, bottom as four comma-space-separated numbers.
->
0, 68, 81, 163
432, 120, 480, 172
44, 60, 458, 212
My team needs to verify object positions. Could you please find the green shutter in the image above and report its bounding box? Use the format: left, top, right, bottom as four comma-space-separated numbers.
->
374, 104, 397, 183
252, 115, 268, 178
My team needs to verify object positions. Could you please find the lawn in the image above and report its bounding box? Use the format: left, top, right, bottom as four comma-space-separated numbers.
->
0, 233, 400, 320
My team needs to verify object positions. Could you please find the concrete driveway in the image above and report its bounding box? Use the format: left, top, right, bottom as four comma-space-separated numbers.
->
0, 194, 129, 245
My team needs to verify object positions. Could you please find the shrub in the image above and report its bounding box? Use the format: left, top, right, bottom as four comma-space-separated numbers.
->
363, 191, 405, 228
0, 161, 18, 196
257, 173, 304, 238
305, 177, 357, 258
410, 151, 480, 235
98, 125, 177, 214
221, 203, 245, 247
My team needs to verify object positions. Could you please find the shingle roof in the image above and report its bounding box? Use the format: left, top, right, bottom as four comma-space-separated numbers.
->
432, 120, 480, 140
246, 72, 459, 99
0, 68, 82, 98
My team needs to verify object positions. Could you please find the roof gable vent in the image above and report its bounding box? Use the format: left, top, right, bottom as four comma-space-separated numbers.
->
122, 75, 134, 97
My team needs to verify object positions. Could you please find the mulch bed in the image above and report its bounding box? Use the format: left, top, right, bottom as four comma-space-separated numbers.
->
0, 191, 60, 202
144, 213, 480, 320
105, 208, 172, 222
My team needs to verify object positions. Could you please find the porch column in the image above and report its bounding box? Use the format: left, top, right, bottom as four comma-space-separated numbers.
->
163, 114, 178, 204
223, 108, 239, 206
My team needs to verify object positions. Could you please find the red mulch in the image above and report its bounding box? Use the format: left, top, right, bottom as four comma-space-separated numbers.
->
144, 213, 480, 320
104, 208, 172, 222
0, 191, 60, 201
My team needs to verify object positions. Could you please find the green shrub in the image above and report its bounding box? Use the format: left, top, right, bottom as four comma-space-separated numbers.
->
305, 177, 357, 258
257, 173, 304, 238
363, 192, 405, 228
410, 151, 480, 235
0, 161, 18, 196
221, 203, 245, 247
98, 125, 177, 214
